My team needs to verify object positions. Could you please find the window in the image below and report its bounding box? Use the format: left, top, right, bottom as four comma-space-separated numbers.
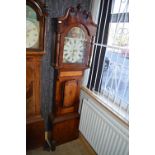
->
86, 0, 129, 121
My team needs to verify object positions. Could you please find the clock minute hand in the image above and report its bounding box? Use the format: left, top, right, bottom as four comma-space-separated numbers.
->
27, 29, 32, 33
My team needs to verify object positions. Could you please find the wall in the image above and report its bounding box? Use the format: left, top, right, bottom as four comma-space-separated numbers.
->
40, 0, 92, 129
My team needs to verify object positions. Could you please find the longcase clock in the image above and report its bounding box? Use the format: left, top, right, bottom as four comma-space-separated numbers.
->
50, 5, 97, 145
26, 0, 46, 149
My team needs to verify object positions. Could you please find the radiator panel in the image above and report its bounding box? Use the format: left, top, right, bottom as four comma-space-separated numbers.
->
79, 99, 129, 155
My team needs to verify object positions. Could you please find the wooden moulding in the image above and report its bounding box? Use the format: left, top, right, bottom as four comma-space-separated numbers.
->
59, 71, 83, 77
26, 51, 45, 56
79, 133, 97, 155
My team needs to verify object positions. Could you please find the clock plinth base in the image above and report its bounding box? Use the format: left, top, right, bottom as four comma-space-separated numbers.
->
26, 116, 44, 150
50, 113, 80, 145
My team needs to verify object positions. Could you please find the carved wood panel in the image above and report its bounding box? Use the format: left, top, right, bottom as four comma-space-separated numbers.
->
63, 80, 78, 108
26, 56, 42, 121
54, 70, 82, 116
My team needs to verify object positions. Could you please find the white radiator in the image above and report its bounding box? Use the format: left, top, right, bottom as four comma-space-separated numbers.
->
79, 93, 129, 155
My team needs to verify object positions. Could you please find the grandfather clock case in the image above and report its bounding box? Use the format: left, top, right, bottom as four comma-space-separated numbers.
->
51, 6, 96, 145
26, 0, 46, 149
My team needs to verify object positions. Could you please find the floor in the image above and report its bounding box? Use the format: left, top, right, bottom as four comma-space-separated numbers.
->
27, 138, 96, 155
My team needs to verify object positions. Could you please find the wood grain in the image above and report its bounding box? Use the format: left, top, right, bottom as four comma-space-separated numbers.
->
60, 71, 82, 77
26, 0, 46, 150
51, 113, 80, 145
26, 118, 44, 150
63, 80, 77, 107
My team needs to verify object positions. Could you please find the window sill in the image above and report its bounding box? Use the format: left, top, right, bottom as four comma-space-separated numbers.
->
81, 86, 129, 126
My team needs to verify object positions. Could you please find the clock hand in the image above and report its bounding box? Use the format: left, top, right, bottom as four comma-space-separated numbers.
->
27, 29, 33, 33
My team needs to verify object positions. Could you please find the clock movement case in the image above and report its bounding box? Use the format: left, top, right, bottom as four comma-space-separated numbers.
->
50, 6, 96, 145
26, 0, 46, 149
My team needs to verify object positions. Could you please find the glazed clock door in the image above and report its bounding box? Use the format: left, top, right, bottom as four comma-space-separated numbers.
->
63, 27, 86, 63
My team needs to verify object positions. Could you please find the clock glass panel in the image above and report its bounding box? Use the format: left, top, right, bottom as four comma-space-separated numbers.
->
63, 27, 86, 63
26, 5, 40, 49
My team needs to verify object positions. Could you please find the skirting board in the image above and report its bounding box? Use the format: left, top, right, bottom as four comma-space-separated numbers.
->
79, 132, 97, 155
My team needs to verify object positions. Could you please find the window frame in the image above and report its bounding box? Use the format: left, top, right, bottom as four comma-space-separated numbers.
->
83, 0, 129, 121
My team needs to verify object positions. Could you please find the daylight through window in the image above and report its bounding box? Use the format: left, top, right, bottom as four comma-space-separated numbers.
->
87, 0, 129, 120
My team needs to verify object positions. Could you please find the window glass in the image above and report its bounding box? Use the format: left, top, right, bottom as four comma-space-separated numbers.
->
87, 0, 129, 120
102, 0, 129, 106
111, 0, 129, 14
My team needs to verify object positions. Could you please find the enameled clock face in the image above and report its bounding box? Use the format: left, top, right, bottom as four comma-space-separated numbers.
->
26, 5, 40, 49
26, 20, 39, 48
63, 27, 86, 63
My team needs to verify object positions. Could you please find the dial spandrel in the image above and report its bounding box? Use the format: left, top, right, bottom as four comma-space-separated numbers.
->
63, 27, 86, 63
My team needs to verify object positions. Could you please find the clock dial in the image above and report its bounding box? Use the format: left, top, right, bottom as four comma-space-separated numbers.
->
26, 20, 39, 48
63, 27, 86, 63
26, 5, 40, 49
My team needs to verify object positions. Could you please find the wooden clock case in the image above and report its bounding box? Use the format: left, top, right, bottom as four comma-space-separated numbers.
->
50, 6, 96, 145
26, 0, 46, 149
